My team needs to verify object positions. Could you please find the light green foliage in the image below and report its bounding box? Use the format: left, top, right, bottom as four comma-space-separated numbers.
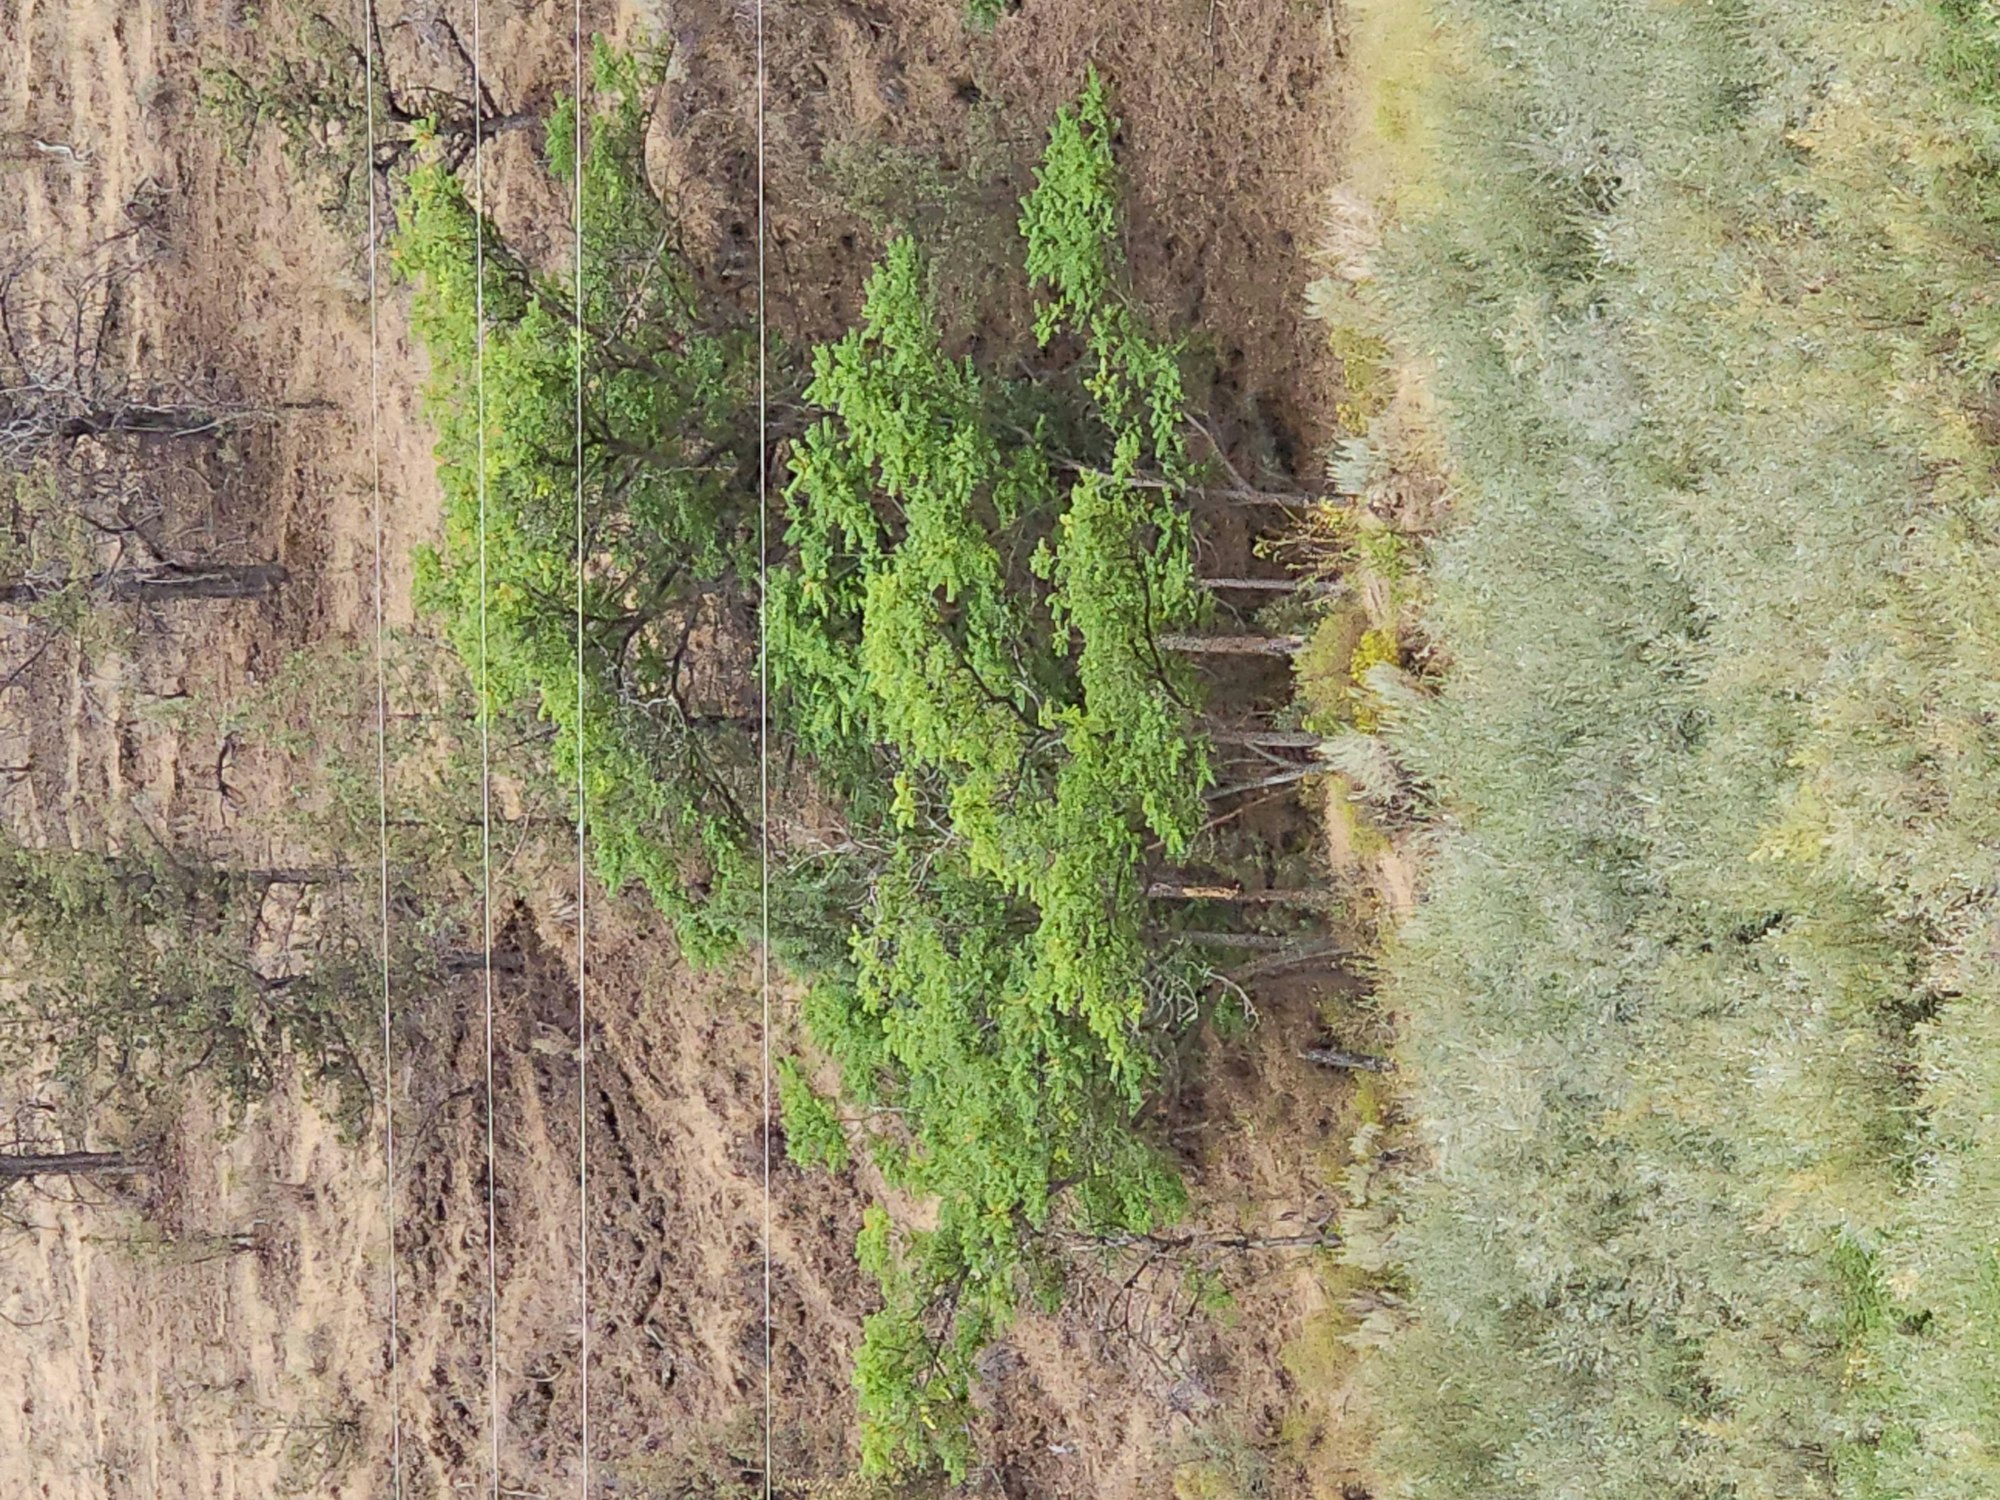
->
1310, 279, 1394, 433
1345, 628, 1398, 734
1168, 1424, 1274, 1500
775, 77, 1210, 1478
1022, 70, 1192, 482
1348, 0, 2000, 1495
776, 1055, 851, 1173
396, 41, 760, 962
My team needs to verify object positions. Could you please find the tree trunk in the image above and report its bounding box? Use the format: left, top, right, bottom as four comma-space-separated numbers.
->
1302, 1046, 1394, 1074
248, 866, 348, 885
1159, 632, 1307, 657
122, 864, 352, 895
50, 398, 333, 444
110, 564, 286, 601
1065, 463, 1334, 510
1158, 930, 1292, 951
54, 405, 244, 442
437, 110, 547, 170
388, 816, 571, 832
0, 562, 285, 605
0, 1150, 138, 1182
1057, 1221, 1341, 1253
479, 110, 542, 139
1146, 880, 1341, 911
1204, 487, 1334, 509
1236, 941, 1349, 980
443, 949, 528, 976
1155, 930, 1349, 974
435, 110, 543, 146
1208, 728, 1330, 751
1199, 577, 1334, 595
1207, 767, 1322, 800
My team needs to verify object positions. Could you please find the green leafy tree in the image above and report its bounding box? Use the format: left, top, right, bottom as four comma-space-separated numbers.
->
772, 74, 1263, 1478
386, 52, 1326, 1478
395, 41, 766, 961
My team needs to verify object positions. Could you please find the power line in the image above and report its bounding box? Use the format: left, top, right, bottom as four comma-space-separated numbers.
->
756, 0, 774, 1490
361, 3, 404, 1495
571, 0, 592, 1494
470, 3, 503, 1496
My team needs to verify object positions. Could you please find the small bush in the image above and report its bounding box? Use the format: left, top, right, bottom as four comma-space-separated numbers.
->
776, 1056, 851, 1173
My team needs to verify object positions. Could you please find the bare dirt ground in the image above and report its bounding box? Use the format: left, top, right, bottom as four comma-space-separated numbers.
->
0, 1, 1362, 1496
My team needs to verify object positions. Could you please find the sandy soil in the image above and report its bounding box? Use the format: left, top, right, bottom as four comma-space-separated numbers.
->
0, 1, 1360, 1496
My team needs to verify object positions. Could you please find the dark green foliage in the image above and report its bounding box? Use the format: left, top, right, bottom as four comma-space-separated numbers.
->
201, 2, 540, 238
0, 841, 376, 1121
396, 41, 762, 962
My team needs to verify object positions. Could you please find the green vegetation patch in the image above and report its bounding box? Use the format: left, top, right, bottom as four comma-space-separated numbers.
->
773, 73, 1215, 1477
1338, 0, 2000, 1494
397, 41, 763, 963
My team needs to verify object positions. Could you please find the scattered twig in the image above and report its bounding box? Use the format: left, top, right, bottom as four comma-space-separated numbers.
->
31, 139, 92, 166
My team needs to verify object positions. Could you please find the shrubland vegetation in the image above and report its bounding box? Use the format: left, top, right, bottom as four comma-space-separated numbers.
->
1315, 0, 2000, 1493
35, 0, 2000, 1491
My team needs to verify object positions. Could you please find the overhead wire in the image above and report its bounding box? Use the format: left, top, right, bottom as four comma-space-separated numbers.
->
470, 3, 503, 1496
571, 0, 592, 1493
756, 0, 774, 1490
361, 4, 405, 1496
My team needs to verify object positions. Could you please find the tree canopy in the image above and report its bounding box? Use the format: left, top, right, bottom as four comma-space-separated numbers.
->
396, 40, 763, 961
